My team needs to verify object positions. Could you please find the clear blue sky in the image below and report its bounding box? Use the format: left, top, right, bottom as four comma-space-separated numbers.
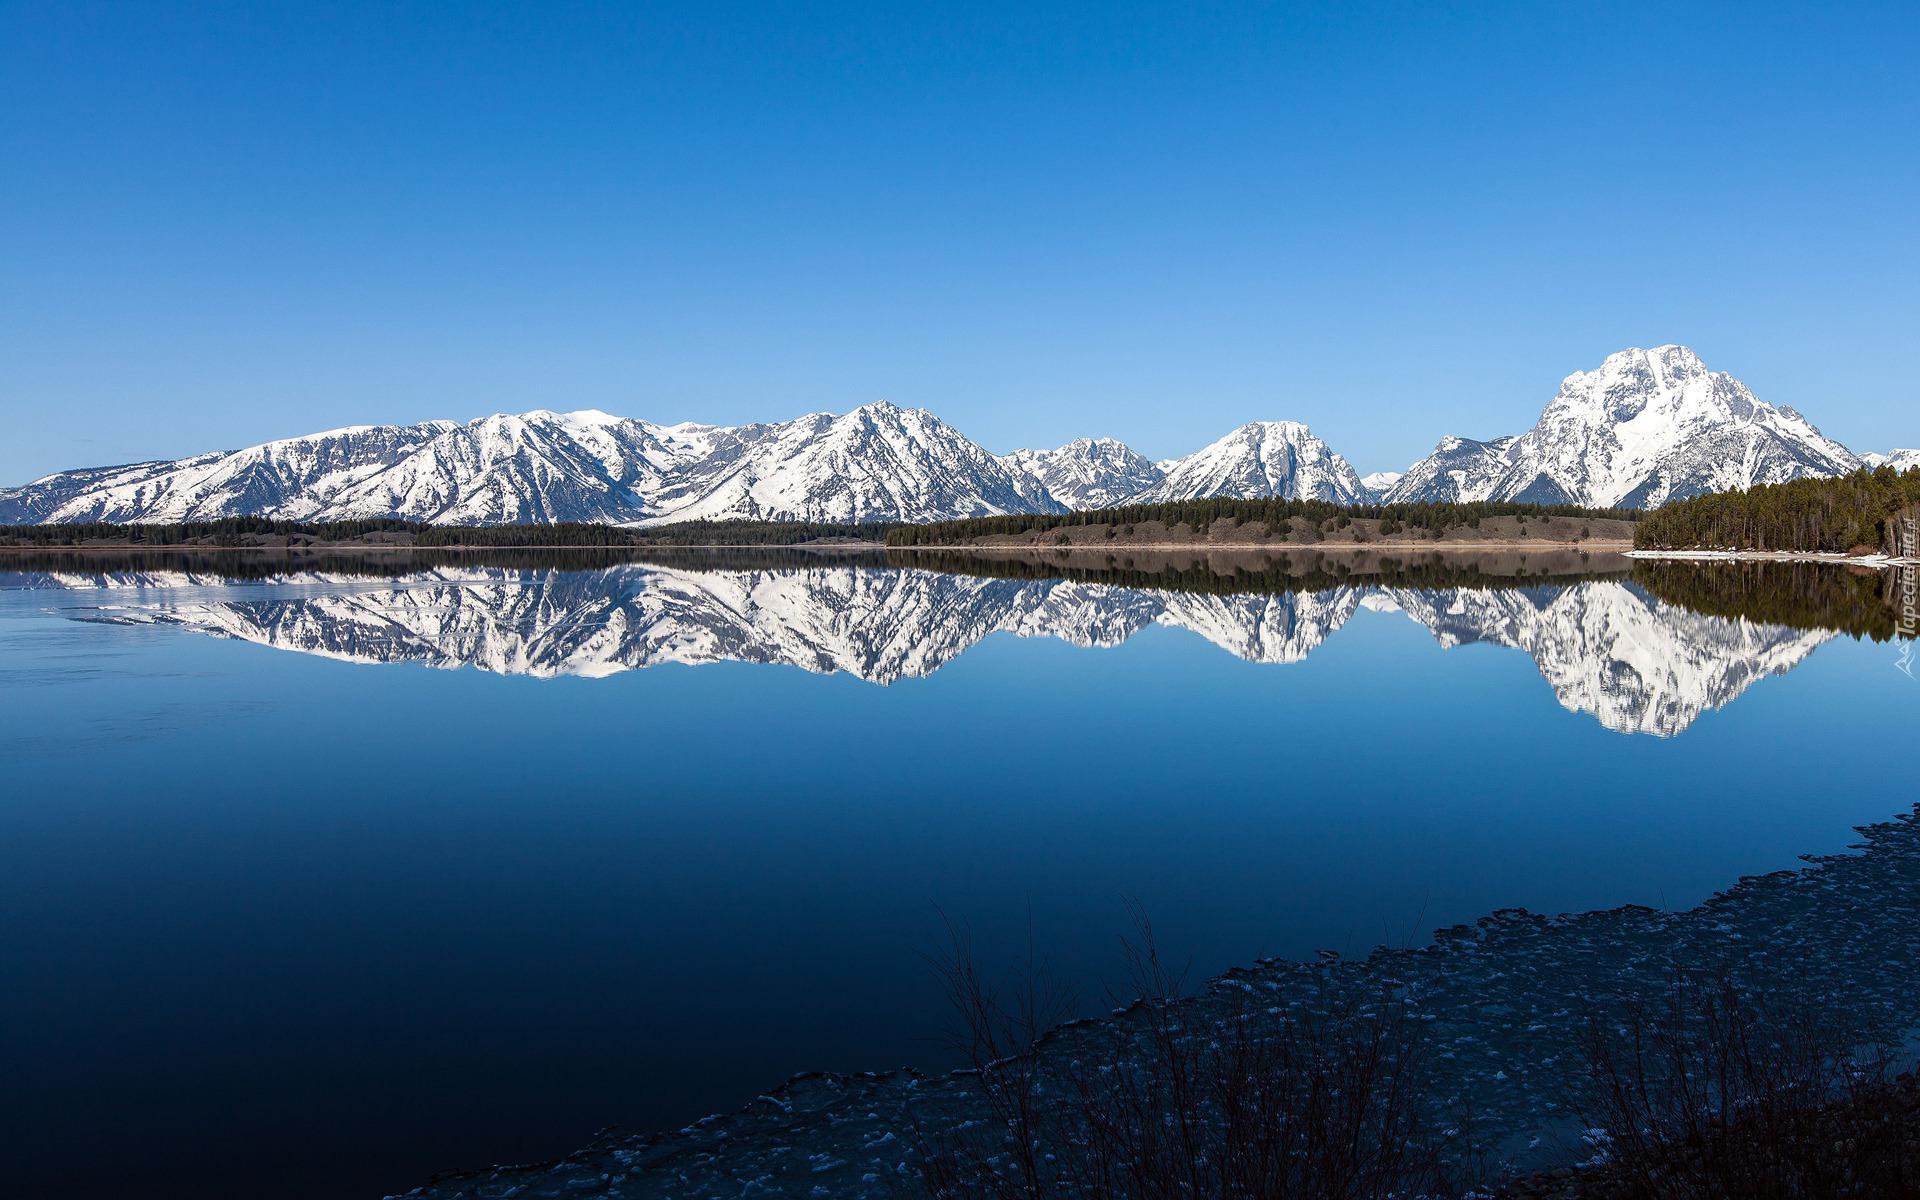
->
3, 1, 1915, 484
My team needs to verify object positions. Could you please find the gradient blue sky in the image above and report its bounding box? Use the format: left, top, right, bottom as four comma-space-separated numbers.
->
3, 1, 1915, 484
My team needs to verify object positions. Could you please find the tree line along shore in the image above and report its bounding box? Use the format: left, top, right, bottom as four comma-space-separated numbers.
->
1, 470, 1915, 555
1632, 466, 1920, 555
0, 500, 1638, 551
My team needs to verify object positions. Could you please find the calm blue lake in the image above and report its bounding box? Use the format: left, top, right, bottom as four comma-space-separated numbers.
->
1, 552, 1913, 1198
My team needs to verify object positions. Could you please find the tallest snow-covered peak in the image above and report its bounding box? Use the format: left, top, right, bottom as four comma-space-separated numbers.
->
1386, 345, 1860, 508
1590, 344, 1707, 385
839, 398, 909, 422
1519, 344, 1857, 504
1553, 345, 1722, 424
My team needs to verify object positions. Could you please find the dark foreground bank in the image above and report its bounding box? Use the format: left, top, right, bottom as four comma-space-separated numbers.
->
390, 809, 1920, 1200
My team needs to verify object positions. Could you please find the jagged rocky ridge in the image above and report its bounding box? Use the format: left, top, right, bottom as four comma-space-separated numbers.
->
998, 437, 1164, 510
2, 346, 1893, 526
0, 406, 1365, 527
50, 564, 1831, 736
1126, 421, 1366, 505
0, 405, 1062, 528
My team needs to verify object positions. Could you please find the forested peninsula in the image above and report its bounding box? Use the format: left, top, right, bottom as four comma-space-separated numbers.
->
1632, 468, 1920, 556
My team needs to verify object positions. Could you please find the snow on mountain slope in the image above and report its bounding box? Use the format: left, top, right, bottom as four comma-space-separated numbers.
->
1863, 449, 1920, 472
1358, 470, 1403, 501
0, 452, 237, 524
0, 403, 1054, 527
20, 423, 457, 524
1129, 422, 1365, 505
636, 402, 1060, 525
1382, 437, 1519, 504
318, 410, 695, 524
999, 437, 1164, 510
1, 348, 1880, 525
1388, 347, 1861, 507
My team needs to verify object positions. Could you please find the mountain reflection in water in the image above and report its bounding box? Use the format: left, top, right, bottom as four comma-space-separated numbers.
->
19, 550, 1893, 737
4, 548, 1914, 1200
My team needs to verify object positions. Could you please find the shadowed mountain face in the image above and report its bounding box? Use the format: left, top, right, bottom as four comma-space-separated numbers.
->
40, 563, 1834, 736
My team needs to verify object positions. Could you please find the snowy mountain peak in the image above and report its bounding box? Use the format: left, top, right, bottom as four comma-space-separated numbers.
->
1131, 421, 1365, 505
1382, 436, 1518, 504
1574, 343, 1706, 389
523, 407, 629, 431
1000, 437, 1164, 510
1388, 346, 1861, 508
633, 400, 1059, 525
1864, 449, 1920, 472
1551, 344, 1723, 427
1359, 470, 1404, 501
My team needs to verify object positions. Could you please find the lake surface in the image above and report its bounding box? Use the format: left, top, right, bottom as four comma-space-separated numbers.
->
1, 549, 1914, 1198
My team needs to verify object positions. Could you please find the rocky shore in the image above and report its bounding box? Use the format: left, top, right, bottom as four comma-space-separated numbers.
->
388, 810, 1920, 1200
1494, 1071, 1920, 1199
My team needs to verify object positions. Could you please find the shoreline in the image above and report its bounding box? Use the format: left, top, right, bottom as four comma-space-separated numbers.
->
29, 539, 1914, 567
0, 538, 1634, 554
896, 539, 1630, 552
1626, 548, 1919, 567
0, 541, 887, 553
388, 806, 1920, 1200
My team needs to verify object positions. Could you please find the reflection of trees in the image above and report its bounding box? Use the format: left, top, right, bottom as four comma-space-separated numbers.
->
1633, 560, 1901, 640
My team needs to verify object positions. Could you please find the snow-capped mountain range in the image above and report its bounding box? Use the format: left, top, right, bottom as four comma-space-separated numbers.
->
3, 346, 1908, 526
43, 564, 1828, 735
